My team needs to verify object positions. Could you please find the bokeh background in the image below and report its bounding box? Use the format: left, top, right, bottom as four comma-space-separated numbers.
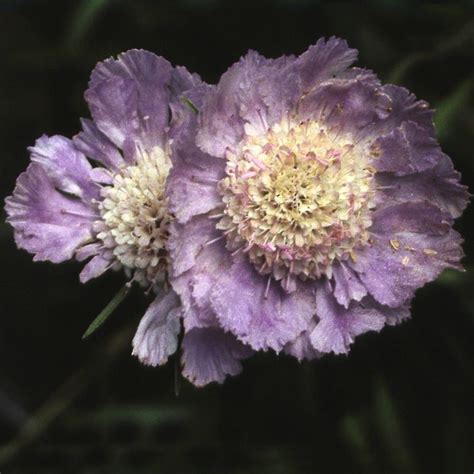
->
1, 1, 473, 473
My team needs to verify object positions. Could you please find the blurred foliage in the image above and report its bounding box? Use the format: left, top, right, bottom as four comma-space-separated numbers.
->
0, 0, 473, 473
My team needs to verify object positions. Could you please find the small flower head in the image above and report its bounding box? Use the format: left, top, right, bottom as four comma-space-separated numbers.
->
4, 50, 245, 386
94, 145, 172, 289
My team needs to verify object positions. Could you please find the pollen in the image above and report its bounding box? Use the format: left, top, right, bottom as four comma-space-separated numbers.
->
217, 117, 376, 289
94, 146, 172, 289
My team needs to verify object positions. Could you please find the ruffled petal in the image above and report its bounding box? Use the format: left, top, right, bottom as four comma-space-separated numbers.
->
132, 291, 181, 367
73, 118, 126, 171
283, 320, 320, 361
375, 155, 469, 219
372, 121, 444, 175
167, 84, 226, 223
298, 78, 392, 141
79, 254, 112, 283
197, 38, 358, 158
181, 328, 252, 387
168, 214, 219, 277
294, 37, 358, 91
377, 84, 434, 135
29, 135, 100, 201
258, 38, 358, 125
370, 201, 452, 236
211, 257, 315, 352
170, 215, 232, 331
196, 51, 269, 158
310, 284, 405, 355
5, 136, 98, 263
353, 202, 464, 307
85, 49, 174, 151
332, 261, 367, 309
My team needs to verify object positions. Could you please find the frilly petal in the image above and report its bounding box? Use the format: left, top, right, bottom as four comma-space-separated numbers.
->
73, 118, 126, 171
283, 319, 320, 361
181, 328, 252, 387
196, 51, 269, 158
5, 136, 98, 263
353, 202, 464, 307
86, 49, 200, 154
298, 78, 392, 141
210, 256, 315, 352
29, 135, 100, 201
332, 261, 367, 309
168, 214, 219, 278
132, 291, 181, 367
167, 84, 226, 224
375, 155, 469, 219
79, 254, 112, 283
197, 38, 358, 158
170, 216, 232, 332
310, 283, 407, 355
373, 121, 444, 175
293, 37, 358, 92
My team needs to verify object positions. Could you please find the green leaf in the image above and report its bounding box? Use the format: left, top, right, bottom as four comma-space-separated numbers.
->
82, 285, 129, 339
68, 404, 190, 428
374, 380, 417, 473
435, 79, 472, 140
65, 0, 111, 51
340, 414, 374, 471
181, 96, 199, 114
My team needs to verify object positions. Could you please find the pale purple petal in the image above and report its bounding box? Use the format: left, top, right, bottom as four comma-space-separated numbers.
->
310, 284, 388, 355
79, 254, 112, 283
377, 84, 434, 135
259, 38, 358, 124
332, 261, 367, 309
355, 229, 463, 308
375, 155, 469, 219
167, 214, 219, 278
181, 328, 252, 387
353, 202, 464, 307
211, 257, 315, 352
5, 161, 97, 263
73, 118, 126, 171
197, 39, 358, 158
85, 49, 174, 150
132, 291, 181, 367
283, 320, 320, 361
298, 78, 392, 141
76, 242, 103, 262
29, 135, 100, 202
295, 37, 357, 89
372, 121, 443, 175
170, 223, 231, 332
196, 52, 268, 158
167, 84, 226, 223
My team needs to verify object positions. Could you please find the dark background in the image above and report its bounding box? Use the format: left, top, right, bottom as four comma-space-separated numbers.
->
0, 1, 473, 473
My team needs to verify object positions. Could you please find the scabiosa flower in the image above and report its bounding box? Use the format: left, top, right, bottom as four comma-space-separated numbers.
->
168, 37, 469, 373
5, 49, 231, 385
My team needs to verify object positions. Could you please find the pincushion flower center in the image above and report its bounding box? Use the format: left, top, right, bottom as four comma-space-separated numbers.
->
95, 146, 172, 288
218, 117, 376, 289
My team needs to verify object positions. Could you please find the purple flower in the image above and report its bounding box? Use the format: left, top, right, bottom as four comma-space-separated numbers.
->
4, 50, 242, 386
168, 37, 469, 376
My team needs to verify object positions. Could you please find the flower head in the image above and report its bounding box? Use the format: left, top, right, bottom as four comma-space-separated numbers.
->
5, 50, 244, 385
168, 37, 469, 374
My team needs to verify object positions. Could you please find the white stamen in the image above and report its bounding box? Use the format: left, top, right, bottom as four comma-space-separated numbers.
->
93, 146, 172, 289
217, 116, 376, 284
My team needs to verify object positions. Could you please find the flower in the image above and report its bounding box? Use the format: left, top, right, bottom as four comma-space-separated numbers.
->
168, 37, 469, 375
4, 49, 244, 386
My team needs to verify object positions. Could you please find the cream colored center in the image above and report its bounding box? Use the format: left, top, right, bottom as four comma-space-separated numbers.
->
218, 117, 376, 289
95, 146, 172, 288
